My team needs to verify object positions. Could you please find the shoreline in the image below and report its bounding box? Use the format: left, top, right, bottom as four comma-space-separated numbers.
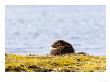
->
5, 53, 106, 72
5, 52, 106, 56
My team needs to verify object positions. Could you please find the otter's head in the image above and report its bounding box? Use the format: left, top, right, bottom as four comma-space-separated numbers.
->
51, 40, 70, 48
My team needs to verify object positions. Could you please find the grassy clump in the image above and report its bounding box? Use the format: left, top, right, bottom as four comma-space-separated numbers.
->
5, 53, 106, 72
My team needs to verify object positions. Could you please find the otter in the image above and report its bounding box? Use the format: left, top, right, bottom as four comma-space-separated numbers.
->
50, 40, 75, 56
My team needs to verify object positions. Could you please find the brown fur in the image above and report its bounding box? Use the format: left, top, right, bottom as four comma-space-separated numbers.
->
50, 40, 75, 56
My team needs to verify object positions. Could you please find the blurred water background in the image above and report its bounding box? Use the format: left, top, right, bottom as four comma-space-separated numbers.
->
5, 5, 106, 55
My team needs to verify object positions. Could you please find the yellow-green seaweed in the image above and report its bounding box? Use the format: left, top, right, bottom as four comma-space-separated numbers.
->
5, 53, 106, 72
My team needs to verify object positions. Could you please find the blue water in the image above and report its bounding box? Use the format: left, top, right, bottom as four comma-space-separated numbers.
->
5, 5, 106, 55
